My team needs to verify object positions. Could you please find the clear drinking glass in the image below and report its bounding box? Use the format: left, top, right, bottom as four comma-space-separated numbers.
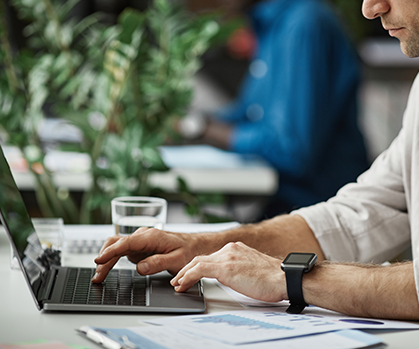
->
111, 196, 167, 236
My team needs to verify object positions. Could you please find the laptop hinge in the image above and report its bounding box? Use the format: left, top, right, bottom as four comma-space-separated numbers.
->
37, 268, 58, 304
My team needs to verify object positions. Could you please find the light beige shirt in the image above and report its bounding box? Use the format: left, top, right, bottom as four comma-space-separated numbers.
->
293, 73, 419, 299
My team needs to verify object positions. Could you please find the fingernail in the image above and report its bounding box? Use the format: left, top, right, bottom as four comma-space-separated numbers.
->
138, 262, 150, 274
178, 277, 183, 285
92, 273, 99, 281
175, 286, 181, 291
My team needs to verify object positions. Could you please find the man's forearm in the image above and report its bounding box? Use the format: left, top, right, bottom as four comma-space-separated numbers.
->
196, 214, 325, 260
304, 261, 419, 320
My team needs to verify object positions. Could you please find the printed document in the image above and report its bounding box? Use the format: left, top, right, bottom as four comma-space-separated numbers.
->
147, 309, 419, 345
79, 326, 383, 349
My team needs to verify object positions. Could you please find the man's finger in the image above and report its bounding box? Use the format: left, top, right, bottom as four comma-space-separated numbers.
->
95, 228, 165, 265
99, 235, 121, 254
94, 235, 133, 264
92, 256, 120, 283
137, 249, 187, 276
174, 261, 218, 292
171, 255, 209, 285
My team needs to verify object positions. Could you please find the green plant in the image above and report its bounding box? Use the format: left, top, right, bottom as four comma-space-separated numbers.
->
0, 0, 219, 224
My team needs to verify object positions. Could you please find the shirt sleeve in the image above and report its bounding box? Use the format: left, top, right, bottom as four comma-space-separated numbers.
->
230, 16, 359, 178
292, 127, 411, 264
214, 100, 248, 123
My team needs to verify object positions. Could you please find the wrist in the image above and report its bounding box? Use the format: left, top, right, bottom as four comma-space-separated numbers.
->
302, 262, 361, 310
281, 252, 317, 313
301, 261, 322, 306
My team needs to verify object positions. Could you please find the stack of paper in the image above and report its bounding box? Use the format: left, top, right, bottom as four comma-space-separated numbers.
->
78, 308, 419, 348
81, 325, 380, 349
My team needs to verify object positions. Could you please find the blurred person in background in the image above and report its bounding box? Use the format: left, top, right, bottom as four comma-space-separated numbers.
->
179, 0, 369, 218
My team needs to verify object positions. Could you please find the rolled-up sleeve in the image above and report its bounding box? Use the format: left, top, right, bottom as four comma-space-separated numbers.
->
292, 128, 411, 264
293, 73, 419, 306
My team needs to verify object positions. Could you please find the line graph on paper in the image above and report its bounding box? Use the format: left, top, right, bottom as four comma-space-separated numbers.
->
192, 314, 293, 331
146, 311, 351, 345
180, 313, 299, 344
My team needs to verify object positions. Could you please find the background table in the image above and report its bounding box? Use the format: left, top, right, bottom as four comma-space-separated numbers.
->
5, 144, 279, 223
4, 145, 278, 195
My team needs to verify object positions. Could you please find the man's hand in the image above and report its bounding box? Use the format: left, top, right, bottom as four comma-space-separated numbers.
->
170, 241, 287, 303
92, 227, 206, 283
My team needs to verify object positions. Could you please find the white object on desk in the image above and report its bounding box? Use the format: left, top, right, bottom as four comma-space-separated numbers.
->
77, 326, 126, 349
159, 145, 268, 169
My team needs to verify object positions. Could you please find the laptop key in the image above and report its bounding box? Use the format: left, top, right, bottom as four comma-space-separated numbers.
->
62, 268, 147, 306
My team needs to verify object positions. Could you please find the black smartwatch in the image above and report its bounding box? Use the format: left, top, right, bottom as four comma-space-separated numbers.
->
281, 252, 317, 314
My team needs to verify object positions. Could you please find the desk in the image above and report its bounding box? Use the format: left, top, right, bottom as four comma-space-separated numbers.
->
0, 227, 418, 348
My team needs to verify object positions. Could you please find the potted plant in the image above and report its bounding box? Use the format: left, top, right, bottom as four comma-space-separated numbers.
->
0, 0, 219, 223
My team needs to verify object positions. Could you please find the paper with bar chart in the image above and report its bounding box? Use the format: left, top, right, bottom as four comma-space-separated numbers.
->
146, 309, 419, 345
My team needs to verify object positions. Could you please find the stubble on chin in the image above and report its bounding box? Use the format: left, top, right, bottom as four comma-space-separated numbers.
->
382, 16, 419, 58
402, 33, 419, 58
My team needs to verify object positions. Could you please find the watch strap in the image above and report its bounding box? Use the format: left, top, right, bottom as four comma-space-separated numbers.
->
284, 267, 307, 314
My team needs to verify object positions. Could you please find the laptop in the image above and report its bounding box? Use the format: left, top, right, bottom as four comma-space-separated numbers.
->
0, 145, 206, 313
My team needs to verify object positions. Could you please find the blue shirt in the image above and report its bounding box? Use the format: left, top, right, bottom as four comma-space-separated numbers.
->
216, 0, 369, 211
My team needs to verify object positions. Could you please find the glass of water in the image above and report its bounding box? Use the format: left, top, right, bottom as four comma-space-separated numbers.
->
111, 196, 167, 236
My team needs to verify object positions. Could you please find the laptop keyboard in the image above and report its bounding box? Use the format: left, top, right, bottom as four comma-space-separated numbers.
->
62, 268, 147, 306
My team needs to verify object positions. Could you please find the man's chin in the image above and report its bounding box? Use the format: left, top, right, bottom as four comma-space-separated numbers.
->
400, 42, 419, 58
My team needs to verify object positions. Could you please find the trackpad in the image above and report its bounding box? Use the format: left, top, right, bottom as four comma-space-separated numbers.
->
149, 273, 204, 309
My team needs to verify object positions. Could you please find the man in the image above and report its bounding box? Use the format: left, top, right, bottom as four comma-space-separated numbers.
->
93, 0, 419, 320
180, 0, 369, 216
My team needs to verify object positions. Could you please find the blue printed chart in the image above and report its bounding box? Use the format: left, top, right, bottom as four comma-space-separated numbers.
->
147, 310, 419, 345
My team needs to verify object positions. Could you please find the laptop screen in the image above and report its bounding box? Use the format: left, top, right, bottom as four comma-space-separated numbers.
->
0, 146, 51, 303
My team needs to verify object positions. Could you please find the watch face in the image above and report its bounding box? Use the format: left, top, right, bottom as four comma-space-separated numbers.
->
283, 253, 317, 267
